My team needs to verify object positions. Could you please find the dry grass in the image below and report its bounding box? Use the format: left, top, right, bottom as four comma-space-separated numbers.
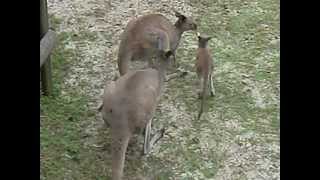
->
41, 0, 280, 179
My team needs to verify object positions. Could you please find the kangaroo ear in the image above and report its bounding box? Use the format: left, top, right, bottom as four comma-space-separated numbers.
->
197, 32, 201, 38
174, 11, 186, 21
206, 36, 212, 41
174, 10, 182, 17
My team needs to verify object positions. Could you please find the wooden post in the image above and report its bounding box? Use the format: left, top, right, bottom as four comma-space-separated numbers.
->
40, 0, 53, 96
40, 30, 57, 67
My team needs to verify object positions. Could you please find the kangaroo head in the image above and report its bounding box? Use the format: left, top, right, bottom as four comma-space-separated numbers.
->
174, 11, 197, 32
197, 32, 211, 47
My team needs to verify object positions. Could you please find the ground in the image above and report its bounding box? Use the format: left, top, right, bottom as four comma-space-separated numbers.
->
40, 0, 280, 179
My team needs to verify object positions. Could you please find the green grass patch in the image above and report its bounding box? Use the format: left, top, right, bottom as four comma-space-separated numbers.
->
40, 21, 104, 179
42, 0, 279, 178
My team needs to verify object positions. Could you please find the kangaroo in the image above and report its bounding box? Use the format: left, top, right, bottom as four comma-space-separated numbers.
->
100, 50, 173, 180
117, 11, 197, 76
195, 32, 215, 120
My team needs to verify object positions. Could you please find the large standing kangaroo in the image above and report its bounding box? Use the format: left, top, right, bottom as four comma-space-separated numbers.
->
100, 51, 173, 180
117, 11, 197, 76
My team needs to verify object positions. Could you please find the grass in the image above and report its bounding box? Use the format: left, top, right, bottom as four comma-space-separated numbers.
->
40, 17, 109, 179
41, 0, 279, 179
144, 0, 279, 178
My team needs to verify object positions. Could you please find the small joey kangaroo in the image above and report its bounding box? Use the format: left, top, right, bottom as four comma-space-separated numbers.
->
100, 50, 173, 180
195, 32, 215, 120
117, 11, 197, 76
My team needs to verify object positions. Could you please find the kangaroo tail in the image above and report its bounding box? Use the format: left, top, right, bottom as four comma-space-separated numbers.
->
111, 130, 131, 180
198, 75, 208, 120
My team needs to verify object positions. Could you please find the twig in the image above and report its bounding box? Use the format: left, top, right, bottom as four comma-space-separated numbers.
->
166, 71, 188, 82
90, 144, 104, 148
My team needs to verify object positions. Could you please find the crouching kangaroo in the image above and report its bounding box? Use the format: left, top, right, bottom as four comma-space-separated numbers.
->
195, 33, 215, 120
117, 11, 197, 76
100, 51, 173, 180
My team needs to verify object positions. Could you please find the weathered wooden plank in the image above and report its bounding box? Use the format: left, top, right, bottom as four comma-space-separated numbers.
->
41, 59, 53, 96
40, 0, 53, 96
40, 30, 57, 68
40, 0, 49, 39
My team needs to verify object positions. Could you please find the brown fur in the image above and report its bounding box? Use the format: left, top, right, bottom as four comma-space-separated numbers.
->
195, 33, 215, 120
101, 52, 172, 180
118, 11, 197, 75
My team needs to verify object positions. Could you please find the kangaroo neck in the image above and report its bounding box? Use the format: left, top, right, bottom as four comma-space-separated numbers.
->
198, 42, 208, 48
174, 23, 184, 39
